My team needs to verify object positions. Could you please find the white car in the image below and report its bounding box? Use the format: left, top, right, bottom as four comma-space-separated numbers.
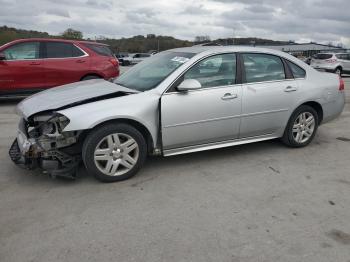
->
10, 46, 345, 182
311, 53, 350, 75
123, 53, 151, 65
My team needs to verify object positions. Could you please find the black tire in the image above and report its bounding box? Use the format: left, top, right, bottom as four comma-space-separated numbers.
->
335, 67, 342, 76
81, 75, 101, 81
282, 105, 319, 148
82, 123, 147, 182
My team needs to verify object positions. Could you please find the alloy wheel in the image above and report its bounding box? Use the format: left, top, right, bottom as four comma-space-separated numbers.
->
94, 133, 139, 176
292, 112, 315, 144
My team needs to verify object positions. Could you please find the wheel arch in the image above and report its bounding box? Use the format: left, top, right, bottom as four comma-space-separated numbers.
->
80, 73, 104, 81
81, 118, 155, 154
299, 101, 323, 124
335, 65, 343, 70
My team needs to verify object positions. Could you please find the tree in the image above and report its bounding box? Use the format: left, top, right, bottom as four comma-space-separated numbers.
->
194, 35, 211, 44
61, 28, 83, 39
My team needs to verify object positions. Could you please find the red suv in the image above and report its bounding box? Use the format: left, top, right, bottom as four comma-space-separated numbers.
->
0, 38, 119, 96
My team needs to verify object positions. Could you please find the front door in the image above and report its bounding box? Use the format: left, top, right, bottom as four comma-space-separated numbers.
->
161, 53, 242, 151
1, 41, 46, 92
239, 53, 299, 138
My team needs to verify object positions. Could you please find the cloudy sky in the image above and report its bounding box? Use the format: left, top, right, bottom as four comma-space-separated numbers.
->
1, 0, 349, 46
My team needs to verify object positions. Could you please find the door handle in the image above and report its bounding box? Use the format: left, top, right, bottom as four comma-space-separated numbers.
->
29, 62, 41, 65
284, 86, 297, 92
221, 93, 238, 100
76, 60, 86, 63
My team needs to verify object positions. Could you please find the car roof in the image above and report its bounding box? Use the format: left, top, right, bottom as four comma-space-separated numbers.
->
1, 38, 109, 47
316, 53, 347, 55
168, 45, 291, 56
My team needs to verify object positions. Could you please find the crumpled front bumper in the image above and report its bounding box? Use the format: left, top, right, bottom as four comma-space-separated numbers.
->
9, 127, 80, 179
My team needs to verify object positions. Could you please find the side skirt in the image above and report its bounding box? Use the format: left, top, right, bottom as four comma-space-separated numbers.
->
163, 134, 278, 157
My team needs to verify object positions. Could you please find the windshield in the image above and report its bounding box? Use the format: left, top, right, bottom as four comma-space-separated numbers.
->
114, 51, 195, 91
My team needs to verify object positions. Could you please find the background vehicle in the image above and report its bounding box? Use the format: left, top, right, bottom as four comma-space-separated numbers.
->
123, 53, 152, 65
310, 53, 350, 75
10, 47, 345, 182
0, 38, 119, 97
115, 52, 129, 66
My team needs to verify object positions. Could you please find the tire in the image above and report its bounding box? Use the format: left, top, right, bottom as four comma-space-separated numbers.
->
335, 67, 342, 76
82, 123, 147, 182
81, 75, 101, 81
282, 105, 319, 148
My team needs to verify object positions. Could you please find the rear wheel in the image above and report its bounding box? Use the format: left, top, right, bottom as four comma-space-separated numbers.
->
82, 123, 147, 182
282, 105, 318, 147
81, 75, 101, 81
335, 67, 342, 76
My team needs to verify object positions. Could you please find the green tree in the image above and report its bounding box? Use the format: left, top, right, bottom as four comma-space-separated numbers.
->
61, 28, 83, 39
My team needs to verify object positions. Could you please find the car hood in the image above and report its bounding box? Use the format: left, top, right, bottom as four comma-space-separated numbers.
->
17, 79, 139, 119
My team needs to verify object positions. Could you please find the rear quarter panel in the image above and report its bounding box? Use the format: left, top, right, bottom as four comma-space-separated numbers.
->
294, 69, 344, 124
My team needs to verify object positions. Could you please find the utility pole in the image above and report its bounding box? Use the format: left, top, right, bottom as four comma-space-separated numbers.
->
232, 28, 235, 45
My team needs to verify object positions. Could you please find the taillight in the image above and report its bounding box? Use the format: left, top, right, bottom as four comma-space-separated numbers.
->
326, 59, 337, 63
109, 58, 119, 67
339, 76, 345, 91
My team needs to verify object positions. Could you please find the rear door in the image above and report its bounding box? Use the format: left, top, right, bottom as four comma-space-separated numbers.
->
43, 41, 88, 87
0, 41, 46, 92
239, 53, 300, 138
343, 54, 350, 72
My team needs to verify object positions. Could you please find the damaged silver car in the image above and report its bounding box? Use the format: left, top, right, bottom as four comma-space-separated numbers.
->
10, 46, 345, 182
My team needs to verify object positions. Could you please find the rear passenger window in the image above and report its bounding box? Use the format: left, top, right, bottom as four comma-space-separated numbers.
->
243, 53, 285, 83
46, 42, 84, 58
84, 44, 114, 57
286, 60, 306, 78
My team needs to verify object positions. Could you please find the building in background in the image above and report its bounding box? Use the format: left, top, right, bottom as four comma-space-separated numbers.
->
256, 43, 348, 57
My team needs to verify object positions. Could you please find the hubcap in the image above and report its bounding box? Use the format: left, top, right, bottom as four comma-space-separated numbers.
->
94, 133, 139, 176
292, 112, 315, 144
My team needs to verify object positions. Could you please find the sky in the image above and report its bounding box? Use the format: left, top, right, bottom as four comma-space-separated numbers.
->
0, 0, 349, 46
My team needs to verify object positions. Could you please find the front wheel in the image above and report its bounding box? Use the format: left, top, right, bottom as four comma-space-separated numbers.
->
282, 105, 319, 147
82, 123, 147, 182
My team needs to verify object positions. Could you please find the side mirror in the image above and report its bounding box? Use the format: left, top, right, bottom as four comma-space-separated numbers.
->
0, 53, 5, 61
177, 79, 202, 91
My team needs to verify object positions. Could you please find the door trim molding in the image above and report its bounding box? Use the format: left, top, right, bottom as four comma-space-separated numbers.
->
163, 133, 277, 156
163, 114, 241, 128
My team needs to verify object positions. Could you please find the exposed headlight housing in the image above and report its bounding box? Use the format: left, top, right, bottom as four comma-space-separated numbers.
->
32, 113, 70, 136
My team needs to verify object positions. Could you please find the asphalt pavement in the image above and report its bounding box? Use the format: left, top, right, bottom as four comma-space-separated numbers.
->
0, 74, 349, 262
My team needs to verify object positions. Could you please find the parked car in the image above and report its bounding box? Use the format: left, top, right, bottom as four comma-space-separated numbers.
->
10, 46, 345, 182
305, 56, 312, 65
0, 38, 119, 97
115, 53, 129, 66
123, 53, 151, 65
310, 53, 350, 75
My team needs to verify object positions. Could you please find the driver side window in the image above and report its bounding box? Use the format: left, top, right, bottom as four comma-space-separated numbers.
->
184, 53, 236, 88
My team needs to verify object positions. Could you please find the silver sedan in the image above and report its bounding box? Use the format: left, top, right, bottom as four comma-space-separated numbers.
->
11, 46, 345, 182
